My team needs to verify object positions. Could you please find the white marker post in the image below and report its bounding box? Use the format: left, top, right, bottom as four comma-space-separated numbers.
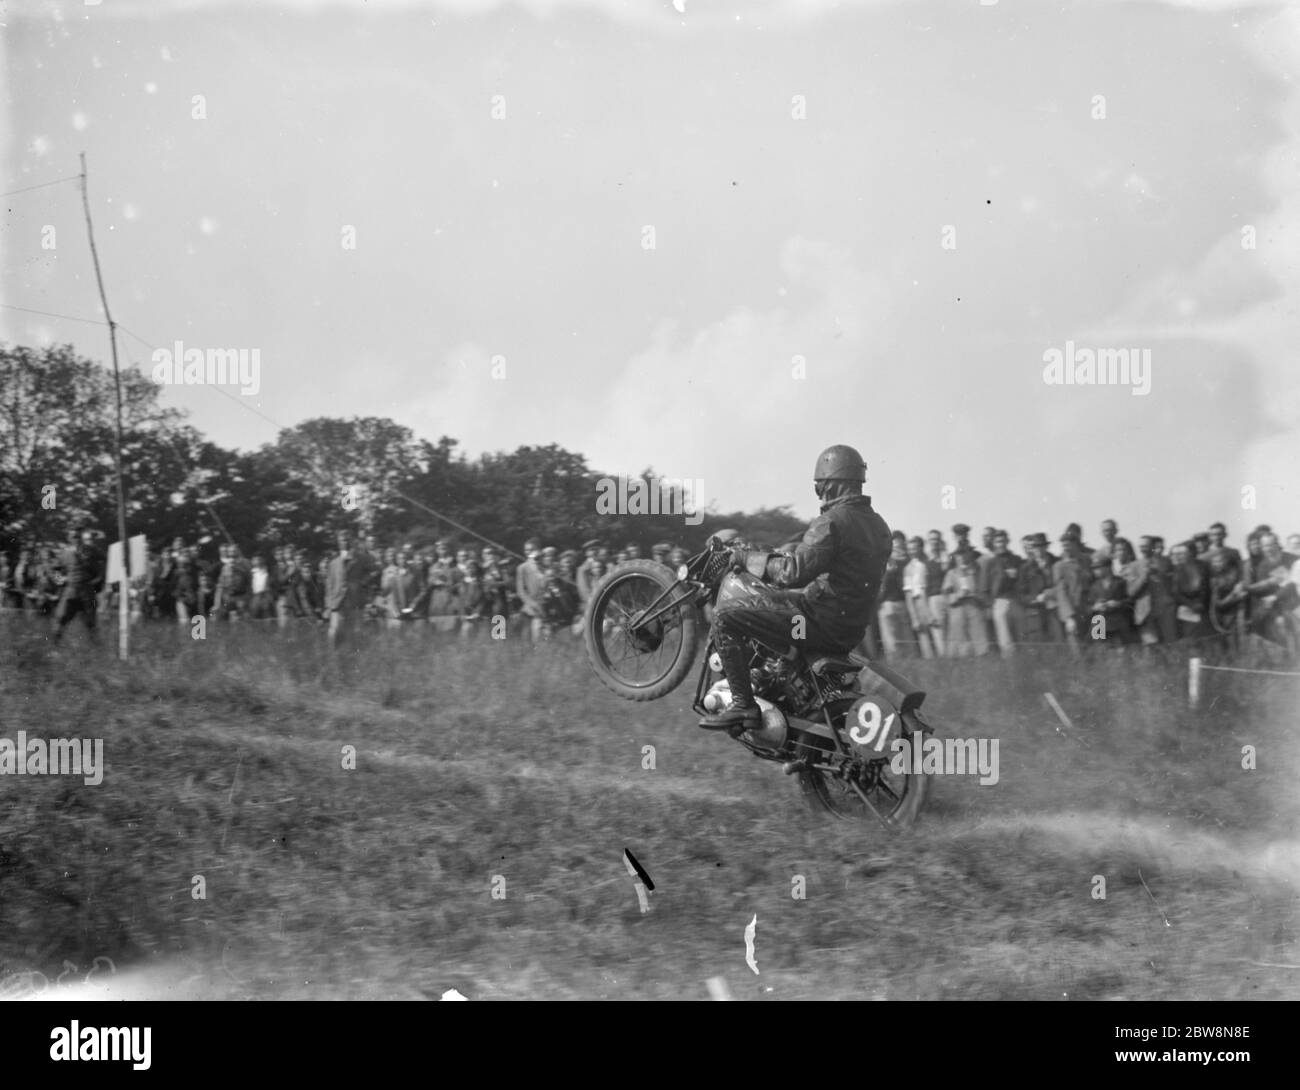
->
1188, 657, 1202, 710
1043, 692, 1074, 733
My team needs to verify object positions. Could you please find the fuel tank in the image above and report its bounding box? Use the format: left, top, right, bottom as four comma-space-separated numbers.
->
714, 569, 793, 613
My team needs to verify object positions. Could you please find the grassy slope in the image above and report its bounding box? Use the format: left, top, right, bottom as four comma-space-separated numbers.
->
1, 616, 1297, 1000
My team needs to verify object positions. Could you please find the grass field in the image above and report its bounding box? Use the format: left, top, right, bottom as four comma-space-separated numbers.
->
1, 615, 1298, 1001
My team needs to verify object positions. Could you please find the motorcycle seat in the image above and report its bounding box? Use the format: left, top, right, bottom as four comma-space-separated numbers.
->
778, 646, 863, 677
807, 654, 859, 676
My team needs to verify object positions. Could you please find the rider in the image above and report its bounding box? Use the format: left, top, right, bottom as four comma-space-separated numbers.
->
698, 444, 893, 731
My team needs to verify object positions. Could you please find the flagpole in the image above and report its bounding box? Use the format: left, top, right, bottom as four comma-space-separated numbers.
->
79, 152, 130, 659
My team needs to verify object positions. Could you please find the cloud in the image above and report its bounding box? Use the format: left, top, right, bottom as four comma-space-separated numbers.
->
1085, 5, 1300, 513
576, 236, 897, 507
413, 236, 897, 514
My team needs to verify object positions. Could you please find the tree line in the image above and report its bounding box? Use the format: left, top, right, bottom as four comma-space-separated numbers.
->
0, 343, 805, 558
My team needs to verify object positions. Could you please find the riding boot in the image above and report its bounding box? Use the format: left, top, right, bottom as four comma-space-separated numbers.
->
698, 640, 761, 731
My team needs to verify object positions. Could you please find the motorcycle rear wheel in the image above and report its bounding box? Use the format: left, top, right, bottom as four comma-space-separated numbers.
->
799, 706, 931, 829
583, 560, 700, 701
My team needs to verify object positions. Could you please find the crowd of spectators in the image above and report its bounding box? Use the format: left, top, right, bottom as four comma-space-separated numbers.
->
0, 529, 690, 647
872, 520, 1300, 660
3, 518, 1297, 659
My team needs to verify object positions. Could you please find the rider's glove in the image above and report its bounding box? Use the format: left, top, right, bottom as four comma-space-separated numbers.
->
728, 545, 749, 572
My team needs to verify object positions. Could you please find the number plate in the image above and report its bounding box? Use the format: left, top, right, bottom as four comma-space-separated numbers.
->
844, 696, 901, 758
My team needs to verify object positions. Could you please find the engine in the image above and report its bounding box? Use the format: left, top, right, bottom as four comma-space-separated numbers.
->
751, 654, 815, 715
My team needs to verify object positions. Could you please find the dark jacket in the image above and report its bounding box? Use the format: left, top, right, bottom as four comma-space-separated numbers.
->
760, 493, 893, 649
62, 541, 104, 596
325, 551, 376, 612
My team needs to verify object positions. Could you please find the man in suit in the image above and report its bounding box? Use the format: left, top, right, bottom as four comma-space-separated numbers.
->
1206, 522, 1243, 574
1145, 536, 1178, 643
326, 529, 376, 647
921, 530, 948, 653
52, 527, 104, 642
1088, 552, 1134, 646
479, 546, 510, 621
425, 539, 461, 633
214, 542, 252, 622
1051, 532, 1092, 653
941, 547, 987, 657
515, 538, 548, 641
1016, 532, 1057, 644
1123, 536, 1157, 644
947, 523, 980, 569
981, 529, 1023, 655
1246, 533, 1299, 647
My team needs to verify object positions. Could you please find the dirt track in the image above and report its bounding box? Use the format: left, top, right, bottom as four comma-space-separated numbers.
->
1, 622, 1297, 999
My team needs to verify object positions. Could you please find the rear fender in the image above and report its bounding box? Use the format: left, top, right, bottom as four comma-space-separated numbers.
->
853, 660, 926, 714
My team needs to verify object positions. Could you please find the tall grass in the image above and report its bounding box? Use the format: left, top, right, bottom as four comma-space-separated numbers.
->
1, 614, 1297, 999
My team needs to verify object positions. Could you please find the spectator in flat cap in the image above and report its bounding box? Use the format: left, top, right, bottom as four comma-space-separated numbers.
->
981, 529, 1023, 655
426, 539, 460, 633
1207, 547, 1247, 648
1051, 533, 1092, 654
941, 547, 988, 657
1088, 551, 1134, 646
1146, 536, 1177, 644
1115, 538, 1153, 645
1170, 541, 1211, 640
477, 546, 509, 620
1246, 533, 1300, 647
1206, 523, 1242, 571
1062, 523, 1094, 559
948, 524, 979, 570
515, 538, 547, 641
1016, 532, 1058, 643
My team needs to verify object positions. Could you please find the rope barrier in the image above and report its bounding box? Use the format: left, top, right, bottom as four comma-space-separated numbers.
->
1193, 663, 1300, 676
1188, 655, 1300, 708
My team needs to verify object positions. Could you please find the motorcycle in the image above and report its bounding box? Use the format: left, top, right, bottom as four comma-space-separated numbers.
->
582, 532, 934, 828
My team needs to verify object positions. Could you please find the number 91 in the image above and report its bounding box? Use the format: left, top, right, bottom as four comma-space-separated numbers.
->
849, 701, 896, 752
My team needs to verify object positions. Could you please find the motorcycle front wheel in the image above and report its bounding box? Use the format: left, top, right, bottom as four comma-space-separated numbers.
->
583, 560, 700, 701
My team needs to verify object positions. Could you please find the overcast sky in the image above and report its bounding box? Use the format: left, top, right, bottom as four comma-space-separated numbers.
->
2, 0, 1297, 544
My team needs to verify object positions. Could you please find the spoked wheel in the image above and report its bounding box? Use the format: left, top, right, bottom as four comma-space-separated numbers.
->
583, 560, 700, 701
799, 703, 931, 829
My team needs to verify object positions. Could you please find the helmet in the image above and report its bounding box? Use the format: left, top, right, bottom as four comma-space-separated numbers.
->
813, 444, 867, 483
